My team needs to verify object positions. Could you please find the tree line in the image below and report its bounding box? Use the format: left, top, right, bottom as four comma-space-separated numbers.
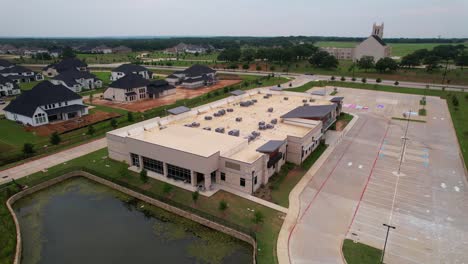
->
400, 44, 467, 71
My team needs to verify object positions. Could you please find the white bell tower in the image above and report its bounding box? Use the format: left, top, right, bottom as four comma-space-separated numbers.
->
372, 23, 384, 38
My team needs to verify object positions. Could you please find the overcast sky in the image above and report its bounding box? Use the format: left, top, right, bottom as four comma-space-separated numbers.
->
1, 0, 467, 38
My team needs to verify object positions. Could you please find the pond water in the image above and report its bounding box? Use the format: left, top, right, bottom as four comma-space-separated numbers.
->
13, 177, 252, 264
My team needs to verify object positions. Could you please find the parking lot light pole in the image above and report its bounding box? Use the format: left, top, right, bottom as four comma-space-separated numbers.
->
397, 109, 411, 175
381, 223, 396, 264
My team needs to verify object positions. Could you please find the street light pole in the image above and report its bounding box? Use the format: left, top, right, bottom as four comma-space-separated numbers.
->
380, 223, 396, 263
397, 109, 411, 175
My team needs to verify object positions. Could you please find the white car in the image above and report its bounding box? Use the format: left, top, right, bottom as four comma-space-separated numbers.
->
0, 100, 6, 105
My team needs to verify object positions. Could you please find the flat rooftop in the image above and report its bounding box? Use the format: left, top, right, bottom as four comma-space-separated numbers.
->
130, 125, 245, 157
113, 91, 334, 163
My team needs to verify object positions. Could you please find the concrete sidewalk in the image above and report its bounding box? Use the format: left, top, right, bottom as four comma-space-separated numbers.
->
0, 138, 107, 185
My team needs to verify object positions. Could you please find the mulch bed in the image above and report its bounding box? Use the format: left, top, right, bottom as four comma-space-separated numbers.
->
26, 110, 121, 136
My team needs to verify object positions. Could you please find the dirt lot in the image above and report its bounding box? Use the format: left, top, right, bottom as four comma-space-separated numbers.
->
90, 79, 242, 112
26, 110, 121, 137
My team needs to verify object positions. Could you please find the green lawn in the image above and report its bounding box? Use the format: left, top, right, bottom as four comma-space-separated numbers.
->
18, 80, 43, 91
342, 239, 382, 264
76, 53, 138, 64
0, 148, 285, 264
91, 71, 112, 86
256, 143, 328, 208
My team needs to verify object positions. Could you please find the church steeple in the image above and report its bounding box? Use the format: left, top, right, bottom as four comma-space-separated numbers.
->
372, 23, 384, 38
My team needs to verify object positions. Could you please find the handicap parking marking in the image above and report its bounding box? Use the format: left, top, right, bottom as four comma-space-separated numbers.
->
454, 186, 460, 192
347, 162, 353, 167
441, 183, 447, 189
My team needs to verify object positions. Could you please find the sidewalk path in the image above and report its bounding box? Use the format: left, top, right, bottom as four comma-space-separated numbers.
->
220, 185, 289, 214
0, 138, 107, 185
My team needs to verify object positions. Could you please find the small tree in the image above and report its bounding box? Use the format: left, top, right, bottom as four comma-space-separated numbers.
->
242, 64, 249, 70
110, 119, 118, 129
127, 112, 134, 122
452, 95, 459, 107
50, 132, 61, 145
218, 200, 228, 213
252, 210, 264, 224
330, 76, 336, 81
376, 78, 382, 83
394, 81, 399, 86
289, 82, 292, 87
192, 191, 199, 204
340, 76, 346, 81
140, 169, 148, 183
23, 143, 35, 156
361, 78, 367, 84
162, 183, 173, 196
87, 125, 95, 135
351, 77, 356, 82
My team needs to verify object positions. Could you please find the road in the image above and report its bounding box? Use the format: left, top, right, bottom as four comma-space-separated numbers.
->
286, 88, 468, 263
0, 138, 106, 185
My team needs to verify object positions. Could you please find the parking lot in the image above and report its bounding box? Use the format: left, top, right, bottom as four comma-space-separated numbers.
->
288, 88, 468, 264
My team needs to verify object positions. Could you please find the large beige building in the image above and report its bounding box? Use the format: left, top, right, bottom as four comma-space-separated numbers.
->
321, 23, 392, 61
107, 89, 342, 195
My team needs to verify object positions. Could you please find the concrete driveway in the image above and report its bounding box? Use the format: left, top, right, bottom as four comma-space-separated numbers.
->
287, 88, 468, 264
0, 100, 9, 115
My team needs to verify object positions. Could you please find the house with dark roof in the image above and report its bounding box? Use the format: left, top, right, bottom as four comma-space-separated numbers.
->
104, 74, 174, 102
0, 75, 20, 97
164, 43, 214, 54
165, 64, 217, 89
51, 70, 102, 93
4, 81, 87, 126
111, 64, 152, 81
0, 59, 14, 70
42, 58, 88, 77
112, 46, 132, 54
91, 45, 113, 54
0, 65, 44, 83
281, 104, 338, 131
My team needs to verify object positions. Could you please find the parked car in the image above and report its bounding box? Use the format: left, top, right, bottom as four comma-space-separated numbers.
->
0, 100, 6, 105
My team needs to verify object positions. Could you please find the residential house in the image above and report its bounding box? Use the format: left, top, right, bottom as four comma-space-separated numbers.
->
0, 44, 17, 54
51, 70, 102, 93
42, 58, 88, 77
112, 46, 132, 54
19, 47, 49, 57
104, 74, 175, 102
4, 81, 88, 126
0, 65, 44, 83
164, 43, 214, 54
92, 45, 113, 54
0, 59, 14, 70
111, 64, 152, 81
49, 49, 63, 58
166, 64, 217, 89
0, 75, 21, 97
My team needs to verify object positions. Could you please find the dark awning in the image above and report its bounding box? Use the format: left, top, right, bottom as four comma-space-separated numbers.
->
268, 152, 283, 168
330, 97, 344, 103
125, 91, 137, 96
45, 104, 87, 116
256, 140, 285, 153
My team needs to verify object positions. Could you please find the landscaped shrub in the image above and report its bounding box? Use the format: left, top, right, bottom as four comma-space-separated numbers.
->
394, 81, 399, 86
330, 76, 336, 81
340, 76, 346, 81
50, 132, 61, 145
419, 108, 427, 116
361, 78, 367, 83
376, 78, 382, 83
453, 95, 459, 107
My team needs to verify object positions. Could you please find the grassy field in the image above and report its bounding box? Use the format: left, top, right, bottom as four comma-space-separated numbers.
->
315, 41, 468, 57
342, 239, 382, 264
0, 148, 285, 264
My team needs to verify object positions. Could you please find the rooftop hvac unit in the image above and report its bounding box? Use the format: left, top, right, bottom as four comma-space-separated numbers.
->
302, 99, 308, 103
251, 131, 261, 137
266, 124, 274, 129
215, 127, 225, 133
258, 121, 266, 126
218, 109, 226, 115
236, 117, 242, 122
304, 103, 309, 106
268, 107, 274, 112
252, 99, 257, 103
310, 99, 315, 102
203, 127, 211, 131
184, 123, 193, 127
228, 129, 240, 137
248, 135, 255, 142
284, 97, 289, 100
191, 122, 200, 127
263, 95, 269, 99
259, 125, 267, 130
205, 116, 213, 120
227, 108, 234, 112
213, 112, 220, 117
271, 119, 278, 124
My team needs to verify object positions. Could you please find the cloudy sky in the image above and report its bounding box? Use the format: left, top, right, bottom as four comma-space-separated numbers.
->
1, 0, 467, 38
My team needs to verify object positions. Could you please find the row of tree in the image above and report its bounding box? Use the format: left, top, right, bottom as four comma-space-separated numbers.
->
400, 44, 468, 70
